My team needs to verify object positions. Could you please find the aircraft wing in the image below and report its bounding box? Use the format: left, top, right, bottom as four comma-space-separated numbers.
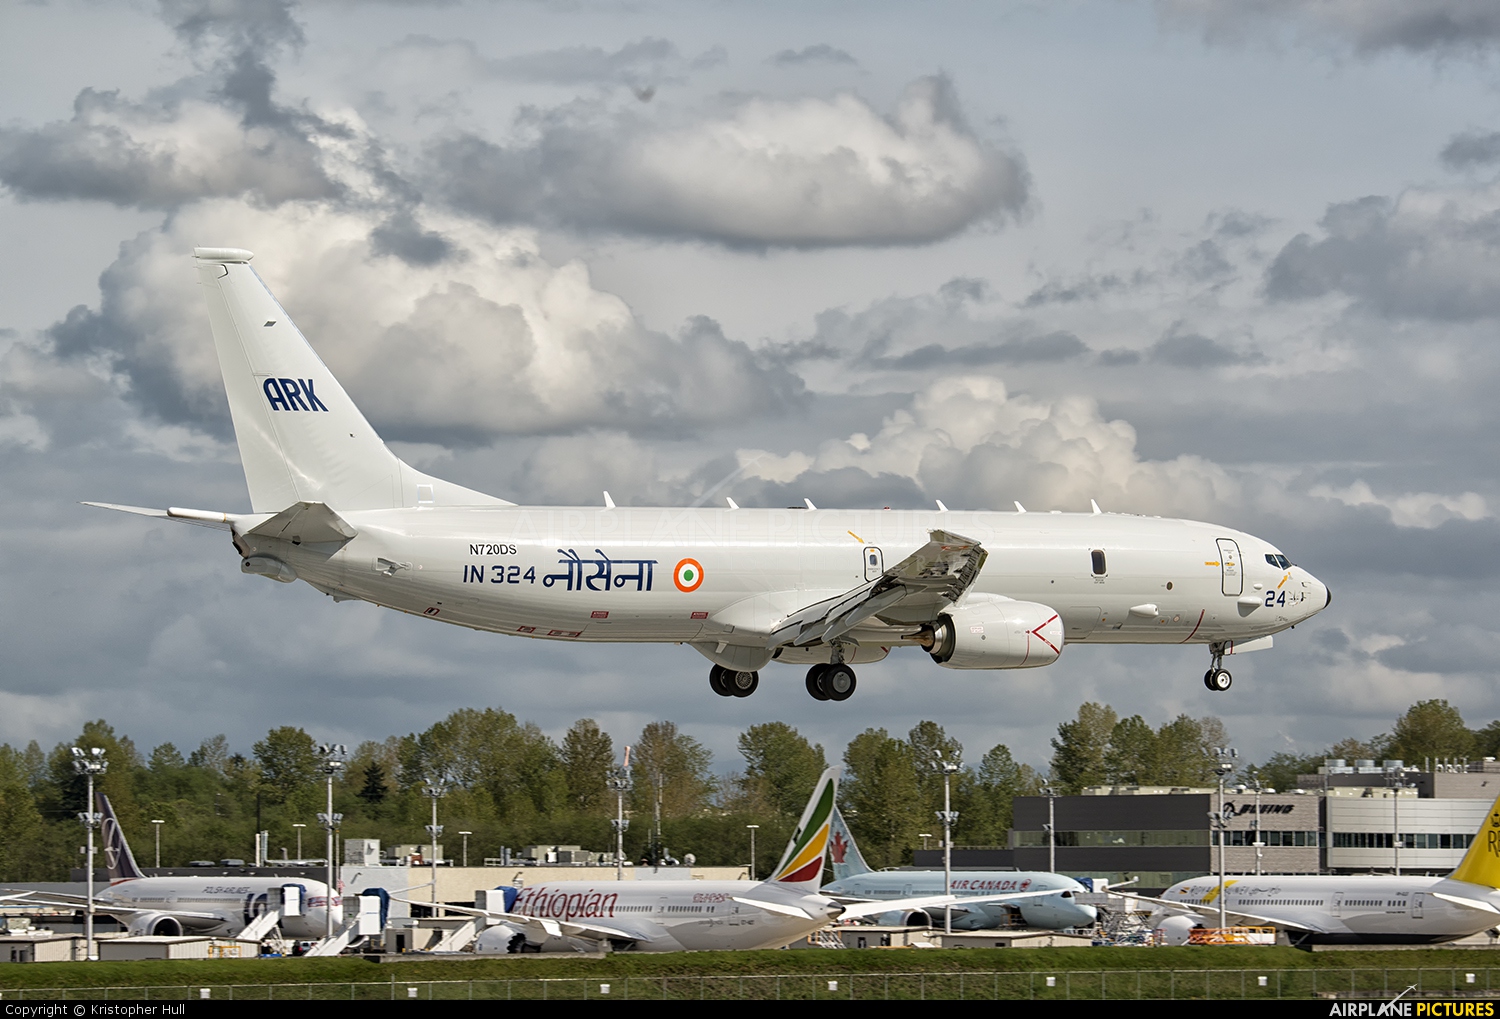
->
769, 529, 987, 647
1130, 892, 1322, 933
0, 890, 225, 924
393, 899, 650, 946
836, 886, 1065, 920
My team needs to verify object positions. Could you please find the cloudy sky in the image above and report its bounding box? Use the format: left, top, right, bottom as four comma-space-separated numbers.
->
5, 0, 1500, 778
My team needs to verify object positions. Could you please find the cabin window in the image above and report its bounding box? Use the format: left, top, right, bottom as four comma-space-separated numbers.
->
1091, 550, 1106, 576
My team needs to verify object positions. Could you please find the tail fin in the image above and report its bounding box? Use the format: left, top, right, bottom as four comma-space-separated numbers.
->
1447, 788, 1500, 888
766, 767, 840, 888
96, 793, 144, 882
193, 247, 509, 513
828, 805, 872, 882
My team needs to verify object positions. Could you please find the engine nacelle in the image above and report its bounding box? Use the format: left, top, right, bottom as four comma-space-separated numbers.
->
929, 596, 1063, 670
876, 909, 935, 928
127, 913, 183, 937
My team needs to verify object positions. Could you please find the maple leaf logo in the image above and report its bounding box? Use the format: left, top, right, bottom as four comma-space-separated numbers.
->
830, 831, 848, 864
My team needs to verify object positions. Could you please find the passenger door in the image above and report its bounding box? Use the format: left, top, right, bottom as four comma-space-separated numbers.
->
1216, 539, 1243, 596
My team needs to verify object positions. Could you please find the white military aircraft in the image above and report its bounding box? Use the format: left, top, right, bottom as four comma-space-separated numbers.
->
2, 793, 341, 940
820, 806, 1096, 930
89, 248, 1331, 699
1147, 788, 1500, 945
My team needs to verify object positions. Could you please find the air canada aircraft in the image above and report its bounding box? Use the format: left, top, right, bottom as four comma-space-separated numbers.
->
1, 793, 340, 940
88, 248, 1331, 700
820, 806, 1096, 930
1146, 787, 1500, 945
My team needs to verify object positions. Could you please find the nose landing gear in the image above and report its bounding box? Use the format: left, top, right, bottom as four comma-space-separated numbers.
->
1204, 642, 1231, 691
709, 665, 759, 697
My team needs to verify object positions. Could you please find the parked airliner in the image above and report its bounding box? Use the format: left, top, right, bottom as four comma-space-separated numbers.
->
2, 794, 339, 940
821, 806, 1096, 930
1147, 788, 1500, 944
88, 248, 1330, 700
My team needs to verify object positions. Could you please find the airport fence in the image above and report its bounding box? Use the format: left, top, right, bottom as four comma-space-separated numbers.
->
1, 968, 1499, 1000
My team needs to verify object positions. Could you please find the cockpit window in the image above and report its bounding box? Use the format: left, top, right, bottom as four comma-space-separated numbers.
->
1265, 554, 1291, 569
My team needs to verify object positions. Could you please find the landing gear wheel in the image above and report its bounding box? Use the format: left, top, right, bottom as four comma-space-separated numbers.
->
709, 665, 732, 697
727, 669, 759, 697
1204, 668, 1232, 692
823, 664, 857, 701
806, 664, 831, 701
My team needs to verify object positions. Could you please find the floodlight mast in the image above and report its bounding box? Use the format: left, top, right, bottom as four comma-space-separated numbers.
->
71, 747, 107, 961
423, 775, 447, 913
317, 743, 347, 940
1213, 747, 1239, 930
608, 746, 633, 881
932, 752, 961, 936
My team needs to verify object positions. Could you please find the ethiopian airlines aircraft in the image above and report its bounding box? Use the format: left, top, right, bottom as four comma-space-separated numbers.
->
89, 248, 1330, 700
1148, 788, 1500, 945
2, 794, 340, 940
445, 768, 1048, 952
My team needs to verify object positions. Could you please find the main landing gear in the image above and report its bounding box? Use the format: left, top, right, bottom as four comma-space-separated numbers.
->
1204, 642, 1232, 692
806, 663, 856, 702
709, 665, 758, 698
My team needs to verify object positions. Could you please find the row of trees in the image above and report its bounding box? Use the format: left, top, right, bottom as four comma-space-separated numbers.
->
1, 698, 1489, 883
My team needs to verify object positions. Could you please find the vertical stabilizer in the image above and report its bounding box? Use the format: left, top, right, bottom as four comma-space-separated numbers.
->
828, 805, 873, 882
96, 793, 144, 882
1447, 788, 1500, 888
193, 248, 509, 512
765, 767, 840, 889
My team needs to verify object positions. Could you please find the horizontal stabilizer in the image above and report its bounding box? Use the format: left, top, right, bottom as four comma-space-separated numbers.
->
83, 502, 242, 532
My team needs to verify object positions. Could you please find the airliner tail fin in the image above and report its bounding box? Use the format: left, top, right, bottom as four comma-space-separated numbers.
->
193, 248, 509, 513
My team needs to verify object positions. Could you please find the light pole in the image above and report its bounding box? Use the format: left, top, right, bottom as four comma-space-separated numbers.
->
423, 775, 446, 913
459, 831, 472, 869
932, 752, 961, 936
608, 747, 633, 881
1041, 783, 1057, 874
71, 747, 107, 961
1213, 746, 1239, 930
293, 823, 306, 862
316, 743, 346, 939
1386, 762, 1409, 876
1250, 773, 1264, 876
151, 819, 164, 870
746, 825, 759, 880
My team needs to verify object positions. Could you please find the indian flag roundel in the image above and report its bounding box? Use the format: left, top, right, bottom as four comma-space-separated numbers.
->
673, 558, 704, 593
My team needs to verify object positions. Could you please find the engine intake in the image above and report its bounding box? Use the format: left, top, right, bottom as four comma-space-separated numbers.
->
929, 596, 1063, 670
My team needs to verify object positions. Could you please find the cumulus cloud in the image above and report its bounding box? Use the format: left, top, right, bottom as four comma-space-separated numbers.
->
1265, 184, 1500, 320
734, 375, 1237, 517
46, 202, 801, 442
431, 76, 1029, 248
0, 87, 342, 209
770, 44, 859, 67
1441, 130, 1500, 171
1158, 0, 1500, 55
388, 35, 686, 88
1311, 479, 1490, 528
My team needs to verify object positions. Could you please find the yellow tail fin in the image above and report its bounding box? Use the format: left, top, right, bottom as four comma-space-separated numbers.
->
1447, 788, 1500, 888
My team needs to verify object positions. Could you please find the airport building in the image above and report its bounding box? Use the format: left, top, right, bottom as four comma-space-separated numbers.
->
915, 760, 1500, 895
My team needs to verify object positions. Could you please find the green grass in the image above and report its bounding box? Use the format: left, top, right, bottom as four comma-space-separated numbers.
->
4, 947, 1500, 990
